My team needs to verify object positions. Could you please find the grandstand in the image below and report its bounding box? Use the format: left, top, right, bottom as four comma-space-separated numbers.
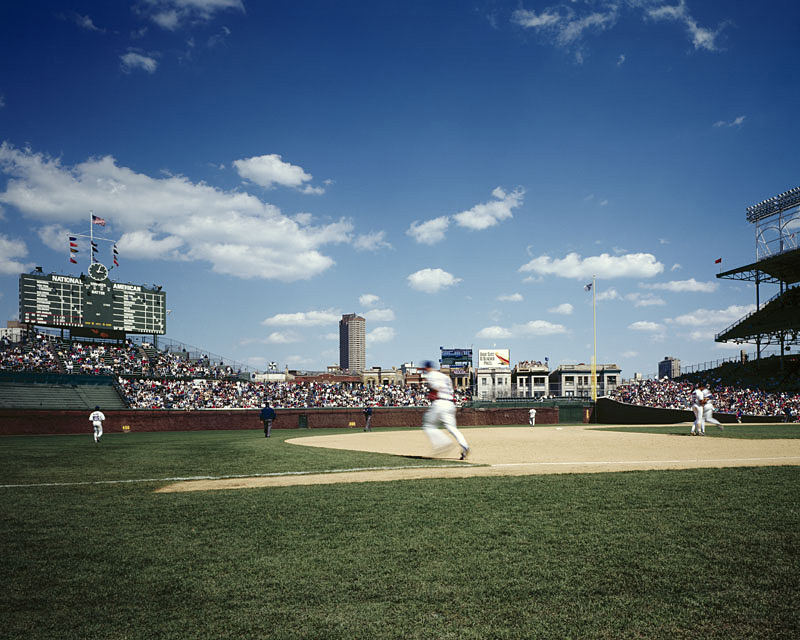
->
716, 187, 800, 364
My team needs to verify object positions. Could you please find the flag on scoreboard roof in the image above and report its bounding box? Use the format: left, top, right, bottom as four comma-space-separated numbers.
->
92, 214, 106, 226
69, 236, 79, 263
584, 282, 593, 291
715, 257, 722, 264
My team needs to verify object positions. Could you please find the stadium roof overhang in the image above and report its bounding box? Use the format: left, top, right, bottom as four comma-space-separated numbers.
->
716, 247, 800, 285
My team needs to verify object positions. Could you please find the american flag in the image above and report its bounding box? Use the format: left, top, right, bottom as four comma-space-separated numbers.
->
92, 214, 106, 226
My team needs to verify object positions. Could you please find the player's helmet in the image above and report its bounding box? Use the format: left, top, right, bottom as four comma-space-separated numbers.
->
422, 361, 434, 370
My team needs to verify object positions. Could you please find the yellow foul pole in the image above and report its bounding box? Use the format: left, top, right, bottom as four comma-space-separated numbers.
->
591, 275, 597, 403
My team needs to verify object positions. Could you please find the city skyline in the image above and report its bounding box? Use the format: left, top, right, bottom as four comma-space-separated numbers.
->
0, 1, 798, 377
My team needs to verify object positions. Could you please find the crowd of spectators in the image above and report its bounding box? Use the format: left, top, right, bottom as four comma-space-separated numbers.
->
0, 333, 60, 372
119, 378, 472, 410
611, 378, 800, 420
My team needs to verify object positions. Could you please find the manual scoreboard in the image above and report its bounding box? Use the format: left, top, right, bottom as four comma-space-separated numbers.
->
19, 265, 166, 336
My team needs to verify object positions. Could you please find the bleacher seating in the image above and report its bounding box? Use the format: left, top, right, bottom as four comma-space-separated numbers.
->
0, 382, 126, 409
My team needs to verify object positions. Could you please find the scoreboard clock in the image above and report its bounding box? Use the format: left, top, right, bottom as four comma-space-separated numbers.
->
19, 267, 166, 335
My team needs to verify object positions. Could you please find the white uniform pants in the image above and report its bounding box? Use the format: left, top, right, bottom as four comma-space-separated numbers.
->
93, 421, 103, 442
692, 405, 704, 434
703, 403, 722, 427
422, 400, 468, 453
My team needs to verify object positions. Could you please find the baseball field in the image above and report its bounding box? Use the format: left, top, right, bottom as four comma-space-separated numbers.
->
3, 423, 800, 639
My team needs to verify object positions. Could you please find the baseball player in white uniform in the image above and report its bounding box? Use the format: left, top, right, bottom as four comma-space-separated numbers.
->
691, 384, 705, 435
89, 405, 106, 443
529, 408, 536, 426
422, 362, 470, 460
702, 388, 724, 431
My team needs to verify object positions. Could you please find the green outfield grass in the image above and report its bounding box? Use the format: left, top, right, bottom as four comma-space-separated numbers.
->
2, 428, 799, 639
594, 423, 800, 439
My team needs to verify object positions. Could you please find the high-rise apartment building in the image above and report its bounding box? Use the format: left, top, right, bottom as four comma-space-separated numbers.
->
658, 356, 680, 379
339, 313, 366, 373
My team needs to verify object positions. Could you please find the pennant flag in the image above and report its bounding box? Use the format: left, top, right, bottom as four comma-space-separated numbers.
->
70, 257, 78, 264
113, 243, 119, 266
70, 248, 79, 253
714, 258, 722, 264
584, 282, 593, 292
70, 242, 78, 248
92, 214, 106, 226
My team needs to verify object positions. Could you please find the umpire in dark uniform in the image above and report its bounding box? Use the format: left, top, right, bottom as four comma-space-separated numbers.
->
260, 401, 276, 437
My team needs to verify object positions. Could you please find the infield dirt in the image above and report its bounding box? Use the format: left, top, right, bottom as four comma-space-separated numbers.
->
156, 424, 800, 493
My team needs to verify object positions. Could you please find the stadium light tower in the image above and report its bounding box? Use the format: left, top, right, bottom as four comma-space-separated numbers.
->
746, 186, 800, 260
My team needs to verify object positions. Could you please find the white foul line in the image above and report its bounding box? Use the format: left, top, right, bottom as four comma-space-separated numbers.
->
0, 463, 477, 489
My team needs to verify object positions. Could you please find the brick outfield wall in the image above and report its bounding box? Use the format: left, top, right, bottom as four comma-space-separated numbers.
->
0, 406, 560, 436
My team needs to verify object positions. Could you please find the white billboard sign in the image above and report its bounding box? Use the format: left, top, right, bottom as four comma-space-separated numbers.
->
478, 349, 510, 368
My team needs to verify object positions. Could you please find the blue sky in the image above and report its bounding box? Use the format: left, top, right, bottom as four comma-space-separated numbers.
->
1, 0, 798, 376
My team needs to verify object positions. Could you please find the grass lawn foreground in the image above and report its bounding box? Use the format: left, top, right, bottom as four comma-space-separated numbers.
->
1, 427, 799, 639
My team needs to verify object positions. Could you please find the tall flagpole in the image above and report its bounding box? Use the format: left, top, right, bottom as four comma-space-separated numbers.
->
89, 210, 94, 267
592, 276, 597, 403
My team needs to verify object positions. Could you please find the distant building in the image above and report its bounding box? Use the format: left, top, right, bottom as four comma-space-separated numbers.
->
339, 313, 365, 373
362, 366, 404, 386
658, 356, 681, 379
548, 363, 621, 398
512, 360, 550, 398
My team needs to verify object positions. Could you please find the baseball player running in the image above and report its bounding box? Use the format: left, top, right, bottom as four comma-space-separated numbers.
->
421, 361, 470, 460
702, 388, 725, 431
691, 384, 706, 435
90, 405, 105, 443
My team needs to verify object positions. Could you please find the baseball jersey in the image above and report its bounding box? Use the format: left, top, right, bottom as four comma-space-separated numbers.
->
89, 410, 105, 423
424, 369, 454, 402
692, 389, 704, 407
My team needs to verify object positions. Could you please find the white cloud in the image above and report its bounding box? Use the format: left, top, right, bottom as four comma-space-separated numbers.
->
0, 233, 33, 274
713, 115, 746, 128
367, 326, 396, 344
669, 304, 755, 327
142, 0, 245, 31
520, 251, 663, 280
617, 54, 626, 66
68, 12, 103, 32
498, 293, 523, 302
452, 186, 524, 230
353, 230, 392, 252
649, 278, 718, 293
233, 154, 322, 192
629, 321, 664, 332
120, 50, 159, 73
363, 308, 395, 322
548, 303, 574, 315
117, 230, 185, 259
646, 0, 726, 52
262, 309, 341, 327
515, 320, 567, 336
407, 268, 462, 293
596, 288, 620, 301
625, 293, 666, 307
622, 350, 638, 358
263, 331, 301, 344
407, 216, 449, 245
359, 294, 380, 307
513, 1, 726, 56
0, 143, 352, 281
512, 5, 619, 49
476, 326, 513, 339
285, 354, 313, 367
671, 263, 682, 271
